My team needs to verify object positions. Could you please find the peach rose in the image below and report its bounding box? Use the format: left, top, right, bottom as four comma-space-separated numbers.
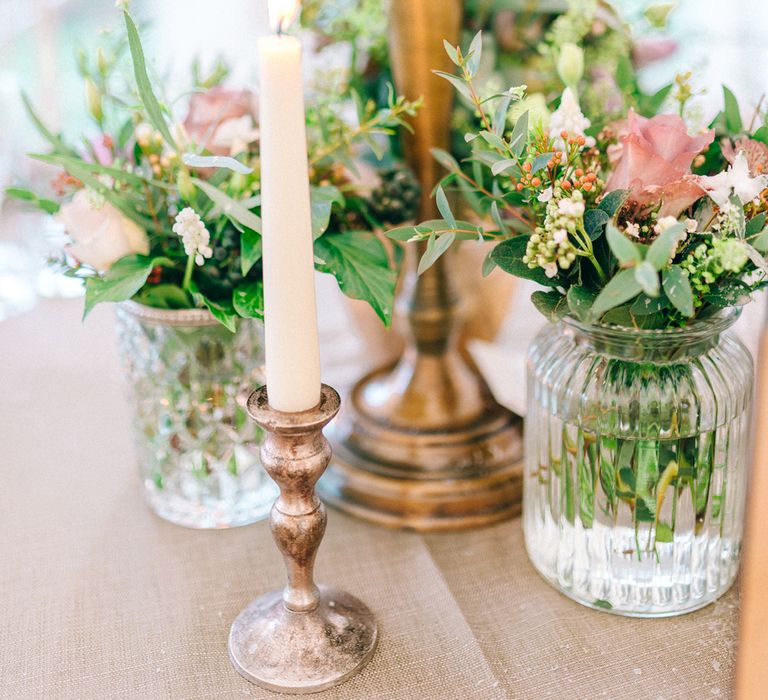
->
183, 88, 257, 156
605, 111, 714, 216
56, 189, 149, 272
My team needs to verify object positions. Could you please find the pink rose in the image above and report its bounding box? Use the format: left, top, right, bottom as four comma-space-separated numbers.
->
183, 88, 257, 156
605, 111, 714, 217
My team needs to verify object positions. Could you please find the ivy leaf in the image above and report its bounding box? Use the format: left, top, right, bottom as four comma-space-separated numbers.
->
631, 293, 670, 316
83, 254, 172, 318
314, 232, 400, 326
598, 190, 629, 217
182, 153, 252, 174
606, 223, 642, 266
723, 86, 743, 133
663, 266, 694, 317
241, 228, 262, 275
531, 290, 568, 321
123, 10, 177, 149
435, 186, 456, 229
589, 268, 642, 321
310, 185, 344, 239
232, 281, 264, 319
646, 222, 684, 270
584, 209, 609, 241
634, 260, 660, 297
133, 283, 191, 310
202, 296, 237, 332
418, 232, 455, 274
509, 110, 529, 157
193, 178, 261, 232
703, 279, 752, 307
566, 286, 597, 322
491, 237, 560, 286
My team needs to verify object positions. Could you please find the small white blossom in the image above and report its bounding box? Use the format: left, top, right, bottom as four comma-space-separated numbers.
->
698, 151, 768, 208
115, 0, 129, 9
538, 187, 554, 203
553, 229, 568, 245
507, 85, 528, 100
557, 197, 585, 218
685, 218, 698, 234
625, 222, 641, 238
173, 207, 213, 266
653, 215, 679, 236
548, 88, 596, 152
543, 262, 558, 278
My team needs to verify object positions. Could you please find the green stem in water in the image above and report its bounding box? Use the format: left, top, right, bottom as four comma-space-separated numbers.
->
182, 254, 195, 292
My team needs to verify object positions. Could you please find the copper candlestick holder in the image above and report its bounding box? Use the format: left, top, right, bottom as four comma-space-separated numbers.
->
228, 385, 377, 694
320, 0, 523, 532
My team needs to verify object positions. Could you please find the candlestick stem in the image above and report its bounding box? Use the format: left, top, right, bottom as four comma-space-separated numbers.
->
228, 385, 377, 694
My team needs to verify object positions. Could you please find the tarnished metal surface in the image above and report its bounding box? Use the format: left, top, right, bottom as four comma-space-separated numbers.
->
229, 385, 377, 693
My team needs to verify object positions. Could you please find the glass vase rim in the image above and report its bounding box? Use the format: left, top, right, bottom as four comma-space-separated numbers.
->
561, 306, 741, 340
118, 299, 223, 327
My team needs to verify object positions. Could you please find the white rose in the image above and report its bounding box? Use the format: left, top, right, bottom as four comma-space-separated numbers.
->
56, 189, 149, 272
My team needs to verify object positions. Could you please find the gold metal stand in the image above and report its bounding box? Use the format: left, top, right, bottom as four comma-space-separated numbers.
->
229, 385, 377, 693
320, 0, 524, 532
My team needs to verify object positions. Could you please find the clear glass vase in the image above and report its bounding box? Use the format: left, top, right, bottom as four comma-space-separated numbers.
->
524, 310, 752, 616
115, 301, 277, 528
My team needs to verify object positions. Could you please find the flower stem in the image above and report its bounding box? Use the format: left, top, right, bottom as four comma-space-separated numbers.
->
182, 254, 195, 292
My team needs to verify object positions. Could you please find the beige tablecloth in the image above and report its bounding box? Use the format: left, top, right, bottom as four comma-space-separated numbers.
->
0, 299, 738, 700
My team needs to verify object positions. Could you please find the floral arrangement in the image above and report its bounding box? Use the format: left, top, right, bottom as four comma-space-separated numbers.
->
7, 7, 421, 329
388, 31, 768, 329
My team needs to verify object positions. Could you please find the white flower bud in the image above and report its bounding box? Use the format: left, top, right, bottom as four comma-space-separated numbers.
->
557, 43, 584, 89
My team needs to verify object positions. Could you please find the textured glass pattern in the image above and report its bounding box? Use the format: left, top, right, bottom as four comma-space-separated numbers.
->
115, 303, 276, 528
524, 312, 752, 616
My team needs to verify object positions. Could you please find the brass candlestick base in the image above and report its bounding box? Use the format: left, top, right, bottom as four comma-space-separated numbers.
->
319, 0, 524, 531
228, 385, 377, 694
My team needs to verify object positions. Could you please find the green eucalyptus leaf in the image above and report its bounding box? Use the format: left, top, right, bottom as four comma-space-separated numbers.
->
531, 290, 568, 321
589, 268, 643, 321
465, 31, 483, 77
314, 231, 400, 326
509, 110, 529, 157
435, 186, 456, 229
566, 286, 597, 322
491, 158, 520, 176
753, 126, 768, 146
418, 232, 455, 274
598, 190, 629, 217
480, 130, 506, 151
630, 293, 670, 316
442, 40, 460, 66
493, 93, 512, 137
646, 222, 684, 270
634, 260, 660, 297
386, 225, 428, 242
490, 201, 508, 235
193, 178, 261, 232
431, 148, 460, 172
182, 153, 252, 174
432, 70, 472, 100
662, 266, 694, 317
606, 224, 642, 265
750, 229, 768, 253
481, 247, 497, 277
530, 151, 555, 175
584, 209, 609, 241
746, 213, 767, 237
491, 237, 560, 286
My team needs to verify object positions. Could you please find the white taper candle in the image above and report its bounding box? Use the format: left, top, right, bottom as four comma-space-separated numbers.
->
257, 1, 321, 412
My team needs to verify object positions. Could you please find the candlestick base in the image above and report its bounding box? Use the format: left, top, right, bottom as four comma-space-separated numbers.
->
228, 585, 378, 694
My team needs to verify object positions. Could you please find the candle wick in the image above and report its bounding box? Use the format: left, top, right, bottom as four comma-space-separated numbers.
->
276, 18, 285, 36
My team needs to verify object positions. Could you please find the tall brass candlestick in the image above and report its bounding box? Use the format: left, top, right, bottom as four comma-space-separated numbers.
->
228, 385, 377, 693
320, 0, 523, 531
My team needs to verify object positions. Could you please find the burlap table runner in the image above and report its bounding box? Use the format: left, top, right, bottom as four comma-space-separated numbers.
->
0, 300, 737, 699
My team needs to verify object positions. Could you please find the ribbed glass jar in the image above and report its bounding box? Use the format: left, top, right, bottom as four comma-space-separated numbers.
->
524, 310, 752, 616
115, 301, 276, 528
